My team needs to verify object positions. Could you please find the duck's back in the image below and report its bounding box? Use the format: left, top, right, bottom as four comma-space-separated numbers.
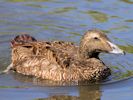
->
11, 34, 78, 61
11, 34, 78, 80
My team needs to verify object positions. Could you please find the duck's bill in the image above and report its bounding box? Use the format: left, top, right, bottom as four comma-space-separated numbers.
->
107, 41, 125, 55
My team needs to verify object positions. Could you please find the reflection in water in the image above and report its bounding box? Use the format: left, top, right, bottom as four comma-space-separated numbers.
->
120, 45, 133, 53
12, 73, 101, 100
12, 69, 133, 86
125, 19, 133, 22
36, 96, 79, 100
48, 7, 77, 14
12, 72, 100, 86
35, 86, 100, 100
121, 0, 133, 4
78, 86, 101, 100
85, 10, 108, 23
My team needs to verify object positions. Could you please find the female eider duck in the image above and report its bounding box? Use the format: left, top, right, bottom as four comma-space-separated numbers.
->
9, 29, 124, 82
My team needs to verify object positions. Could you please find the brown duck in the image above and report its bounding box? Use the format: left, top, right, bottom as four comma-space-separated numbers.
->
8, 29, 124, 82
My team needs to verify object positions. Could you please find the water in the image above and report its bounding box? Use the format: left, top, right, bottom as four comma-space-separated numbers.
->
0, 0, 133, 100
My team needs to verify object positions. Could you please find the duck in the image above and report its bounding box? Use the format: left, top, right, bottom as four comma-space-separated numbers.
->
8, 29, 124, 82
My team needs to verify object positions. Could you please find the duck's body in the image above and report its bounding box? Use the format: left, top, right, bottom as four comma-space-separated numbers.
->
10, 29, 124, 82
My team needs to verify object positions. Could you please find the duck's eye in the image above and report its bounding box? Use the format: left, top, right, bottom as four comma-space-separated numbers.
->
94, 37, 99, 40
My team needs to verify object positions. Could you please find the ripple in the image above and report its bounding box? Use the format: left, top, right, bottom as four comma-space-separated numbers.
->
84, 10, 108, 23
48, 7, 77, 14
120, 0, 133, 4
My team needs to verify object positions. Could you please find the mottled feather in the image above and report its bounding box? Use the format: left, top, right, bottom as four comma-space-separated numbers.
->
10, 30, 120, 82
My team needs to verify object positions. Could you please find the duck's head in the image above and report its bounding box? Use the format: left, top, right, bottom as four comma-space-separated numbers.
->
79, 29, 125, 59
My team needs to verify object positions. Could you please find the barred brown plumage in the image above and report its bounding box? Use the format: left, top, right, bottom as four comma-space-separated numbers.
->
9, 29, 124, 82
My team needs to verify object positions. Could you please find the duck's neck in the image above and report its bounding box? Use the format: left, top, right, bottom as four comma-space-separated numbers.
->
78, 39, 100, 59
78, 48, 100, 59
87, 52, 100, 59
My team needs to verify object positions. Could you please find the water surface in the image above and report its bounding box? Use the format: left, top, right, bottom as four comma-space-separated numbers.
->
0, 0, 133, 100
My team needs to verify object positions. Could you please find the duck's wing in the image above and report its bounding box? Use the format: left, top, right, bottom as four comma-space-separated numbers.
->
11, 41, 76, 70
11, 34, 77, 56
11, 41, 78, 81
33, 41, 78, 57
10, 34, 81, 81
11, 34, 77, 67
30, 41, 77, 68
51, 41, 77, 55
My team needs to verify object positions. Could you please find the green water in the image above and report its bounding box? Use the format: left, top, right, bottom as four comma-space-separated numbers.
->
0, 0, 133, 100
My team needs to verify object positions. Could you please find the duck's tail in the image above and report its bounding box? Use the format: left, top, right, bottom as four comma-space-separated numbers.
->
11, 34, 37, 47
